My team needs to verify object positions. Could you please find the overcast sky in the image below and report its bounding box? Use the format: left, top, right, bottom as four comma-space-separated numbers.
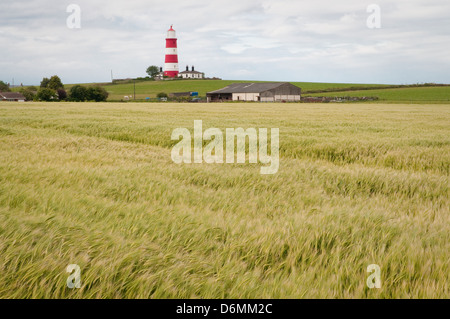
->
1, 0, 449, 85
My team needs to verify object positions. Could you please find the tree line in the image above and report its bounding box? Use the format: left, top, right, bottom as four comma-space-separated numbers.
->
0, 76, 108, 102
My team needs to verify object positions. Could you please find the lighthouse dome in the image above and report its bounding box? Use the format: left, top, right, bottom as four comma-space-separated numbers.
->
167, 25, 176, 39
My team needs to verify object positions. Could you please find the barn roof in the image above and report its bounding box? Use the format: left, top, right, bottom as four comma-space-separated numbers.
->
0, 92, 26, 99
207, 82, 292, 94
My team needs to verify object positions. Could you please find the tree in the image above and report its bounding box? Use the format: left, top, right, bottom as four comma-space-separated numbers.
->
19, 87, 36, 101
48, 75, 64, 90
0, 80, 11, 92
40, 77, 50, 88
86, 86, 108, 102
69, 85, 108, 102
40, 75, 64, 90
69, 85, 88, 101
157, 92, 168, 98
146, 65, 160, 78
36, 88, 58, 101
57, 88, 67, 100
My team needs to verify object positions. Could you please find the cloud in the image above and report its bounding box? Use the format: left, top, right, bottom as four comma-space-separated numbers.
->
0, 0, 449, 85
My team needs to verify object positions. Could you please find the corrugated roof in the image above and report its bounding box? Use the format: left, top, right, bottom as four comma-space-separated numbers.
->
207, 82, 289, 94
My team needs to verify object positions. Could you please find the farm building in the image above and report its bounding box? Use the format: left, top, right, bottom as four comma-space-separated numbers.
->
0, 92, 26, 102
179, 66, 204, 79
206, 82, 301, 102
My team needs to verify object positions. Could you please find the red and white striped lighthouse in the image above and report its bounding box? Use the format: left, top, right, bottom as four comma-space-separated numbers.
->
164, 25, 179, 78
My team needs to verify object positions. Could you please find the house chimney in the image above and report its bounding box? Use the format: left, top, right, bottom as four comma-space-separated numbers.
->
186, 65, 189, 71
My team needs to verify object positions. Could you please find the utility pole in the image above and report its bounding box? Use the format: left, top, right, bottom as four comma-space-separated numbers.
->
134, 79, 136, 100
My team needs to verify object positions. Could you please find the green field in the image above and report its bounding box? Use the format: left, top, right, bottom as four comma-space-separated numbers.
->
19, 79, 450, 103
0, 102, 449, 298
63, 80, 449, 103
309, 86, 450, 103
64, 80, 391, 101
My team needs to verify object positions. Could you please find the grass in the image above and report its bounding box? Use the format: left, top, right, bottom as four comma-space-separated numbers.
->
17, 79, 449, 103
0, 102, 449, 298
308, 86, 450, 103
63, 80, 391, 101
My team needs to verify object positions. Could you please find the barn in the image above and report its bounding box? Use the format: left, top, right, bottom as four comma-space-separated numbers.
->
206, 82, 301, 102
0, 92, 26, 102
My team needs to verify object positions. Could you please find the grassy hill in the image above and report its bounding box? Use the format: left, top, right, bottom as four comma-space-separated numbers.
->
309, 86, 450, 103
72, 79, 449, 103
14, 79, 450, 102
65, 80, 392, 101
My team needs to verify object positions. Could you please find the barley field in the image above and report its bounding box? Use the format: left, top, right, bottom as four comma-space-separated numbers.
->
0, 102, 448, 298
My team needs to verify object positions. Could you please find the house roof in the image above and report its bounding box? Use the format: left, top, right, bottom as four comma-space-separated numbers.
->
207, 82, 291, 94
179, 70, 203, 74
0, 92, 26, 99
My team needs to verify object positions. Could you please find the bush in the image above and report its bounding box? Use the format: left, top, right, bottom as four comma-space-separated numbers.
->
57, 88, 67, 100
19, 88, 36, 101
175, 96, 192, 102
35, 88, 58, 101
69, 85, 108, 102
69, 85, 89, 101
87, 86, 108, 102
0, 80, 10, 92
157, 92, 168, 98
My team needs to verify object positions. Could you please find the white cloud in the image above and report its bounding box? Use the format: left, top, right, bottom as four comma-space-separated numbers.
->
0, 0, 449, 85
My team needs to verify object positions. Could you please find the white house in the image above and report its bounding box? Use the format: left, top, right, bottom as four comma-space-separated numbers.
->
179, 66, 204, 79
0, 92, 26, 102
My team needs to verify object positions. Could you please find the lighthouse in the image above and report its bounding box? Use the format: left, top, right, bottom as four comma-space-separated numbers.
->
164, 25, 179, 78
